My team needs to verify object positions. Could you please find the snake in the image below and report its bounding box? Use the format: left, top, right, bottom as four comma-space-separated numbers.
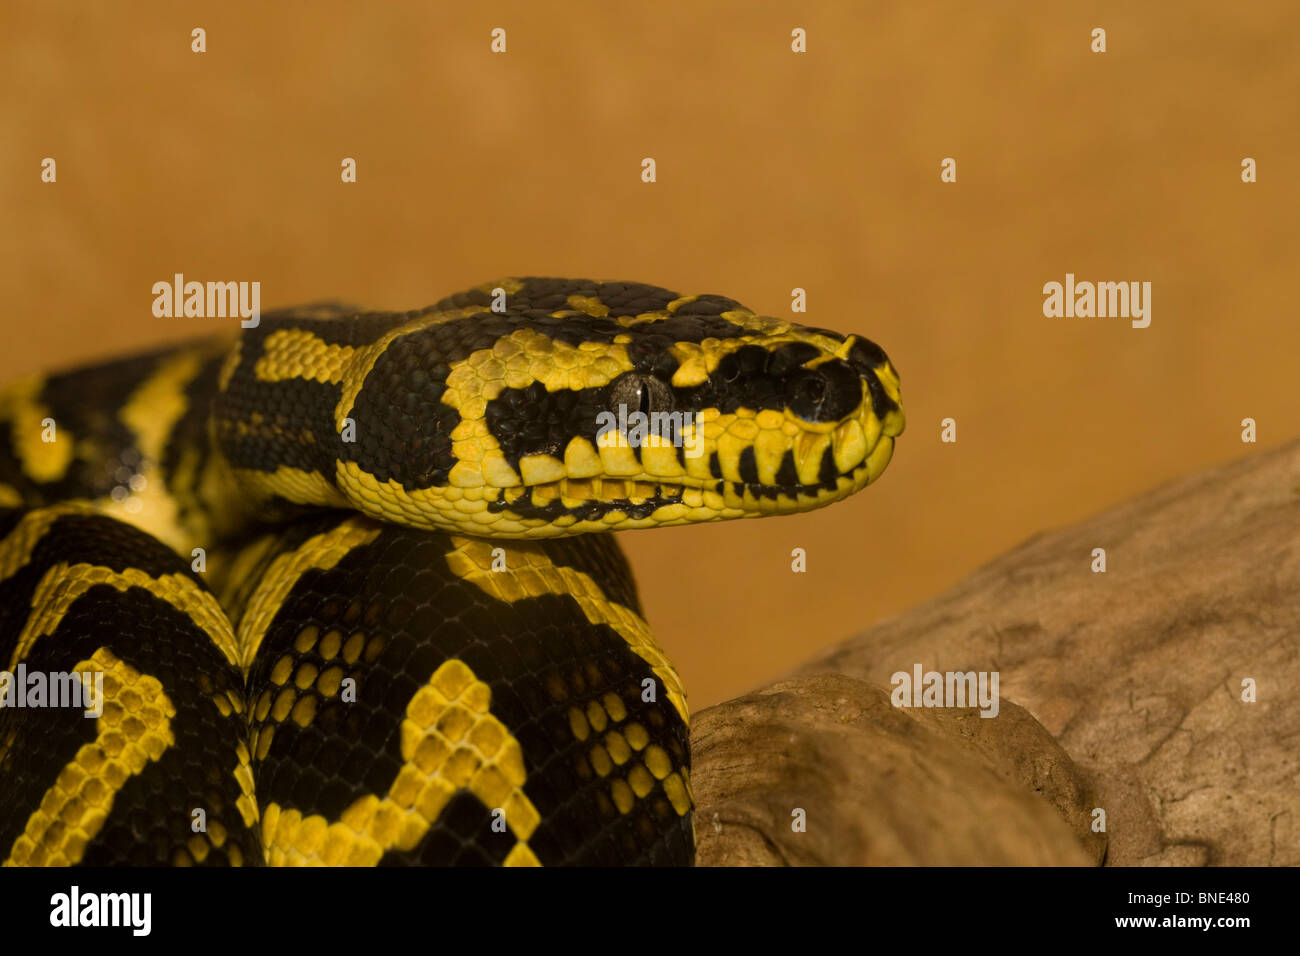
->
0, 277, 904, 866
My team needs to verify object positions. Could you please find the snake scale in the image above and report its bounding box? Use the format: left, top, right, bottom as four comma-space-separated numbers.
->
0, 278, 904, 866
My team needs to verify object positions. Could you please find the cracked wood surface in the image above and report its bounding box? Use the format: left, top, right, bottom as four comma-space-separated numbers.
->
693, 440, 1299, 865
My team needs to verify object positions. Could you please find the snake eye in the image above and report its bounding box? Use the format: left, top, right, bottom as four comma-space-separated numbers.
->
607, 372, 674, 417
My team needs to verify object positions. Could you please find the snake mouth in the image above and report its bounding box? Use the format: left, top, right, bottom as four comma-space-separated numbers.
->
483, 434, 895, 524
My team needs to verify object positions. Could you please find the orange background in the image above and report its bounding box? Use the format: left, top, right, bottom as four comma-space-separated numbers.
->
2, 1, 1297, 708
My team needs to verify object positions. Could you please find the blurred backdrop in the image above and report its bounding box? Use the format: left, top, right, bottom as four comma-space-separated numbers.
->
3, 1, 1297, 708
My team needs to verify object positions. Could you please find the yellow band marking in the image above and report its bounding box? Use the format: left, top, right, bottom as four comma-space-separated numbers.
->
7, 562, 239, 672
436, 329, 634, 489
3, 647, 176, 866
235, 517, 380, 671
477, 276, 524, 296
0, 378, 73, 483
0, 503, 98, 586
217, 338, 242, 392
231, 464, 350, 512
120, 351, 205, 462
565, 294, 610, 318
262, 658, 541, 866
445, 536, 689, 724
254, 329, 356, 385
333, 304, 491, 431
98, 349, 214, 552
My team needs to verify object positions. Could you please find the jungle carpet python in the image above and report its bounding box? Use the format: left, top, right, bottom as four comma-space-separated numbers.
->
0, 278, 904, 866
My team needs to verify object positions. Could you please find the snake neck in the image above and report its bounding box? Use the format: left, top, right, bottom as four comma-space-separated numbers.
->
209, 309, 415, 528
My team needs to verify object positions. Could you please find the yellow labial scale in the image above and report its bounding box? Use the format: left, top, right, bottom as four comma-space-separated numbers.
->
519, 454, 566, 486
794, 432, 832, 485
639, 442, 684, 478
596, 438, 641, 477
727, 415, 760, 441
833, 419, 869, 473
866, 435, 895, 482
482, 453, 522, 488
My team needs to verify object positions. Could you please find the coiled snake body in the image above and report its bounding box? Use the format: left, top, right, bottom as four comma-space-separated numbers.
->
0, 278, 904, 865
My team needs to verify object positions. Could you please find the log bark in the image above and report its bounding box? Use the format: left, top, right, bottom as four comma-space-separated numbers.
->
693, 440, 1300, 866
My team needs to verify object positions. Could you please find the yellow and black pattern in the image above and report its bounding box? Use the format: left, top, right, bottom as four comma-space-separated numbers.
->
235, 514, 690, 865
0, 278, 903, 866
0, 505, 258, 866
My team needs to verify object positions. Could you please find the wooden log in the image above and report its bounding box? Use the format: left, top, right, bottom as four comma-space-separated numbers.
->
694, 440, 1299, 865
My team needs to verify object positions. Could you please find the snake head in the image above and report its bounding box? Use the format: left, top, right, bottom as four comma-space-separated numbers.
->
317, 280, 904, 537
